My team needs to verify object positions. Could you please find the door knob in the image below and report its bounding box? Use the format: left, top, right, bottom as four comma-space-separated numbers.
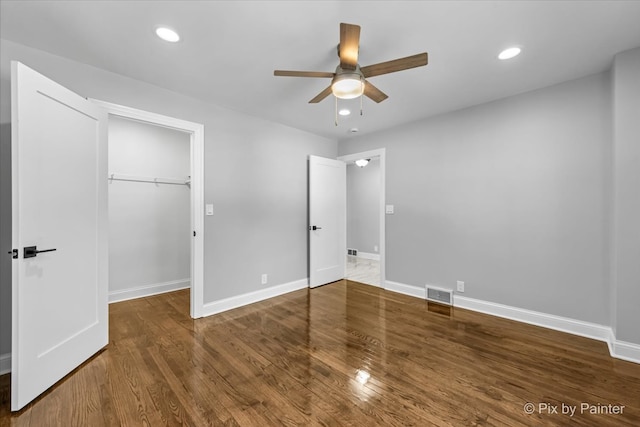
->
24, 246, 57, 258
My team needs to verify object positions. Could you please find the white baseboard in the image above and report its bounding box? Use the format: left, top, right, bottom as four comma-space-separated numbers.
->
0, 352, 10, 375
108, 279, 190, 304
611, 339, 640, 364
453, 295, 613, 343
384, 280, 640, 364
201, 278, 308, 317
385, 280, 425, 299
357, 252, 380, 261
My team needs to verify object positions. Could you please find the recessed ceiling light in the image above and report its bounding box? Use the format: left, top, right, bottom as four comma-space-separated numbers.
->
156, 27, 180, 43
338, 109, 351, 116
349, 127, 359, 133
498, 47, 521, 60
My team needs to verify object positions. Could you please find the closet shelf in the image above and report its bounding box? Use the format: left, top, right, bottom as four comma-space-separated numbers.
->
108, 173, 190, 186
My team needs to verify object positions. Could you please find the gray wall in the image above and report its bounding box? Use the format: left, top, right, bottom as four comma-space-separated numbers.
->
0, 39, 337, 356
108, 116, 190, 294
347, 159, 380, 255
612, 47, 640, 344
339, 71, 612, 326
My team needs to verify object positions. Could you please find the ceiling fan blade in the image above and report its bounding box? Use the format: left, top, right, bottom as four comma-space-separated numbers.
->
363, 80, 388, 103
274, 70, 335, 78
339, 23, 360, 70
361, 53, 428, 78
309, 86, 333, 104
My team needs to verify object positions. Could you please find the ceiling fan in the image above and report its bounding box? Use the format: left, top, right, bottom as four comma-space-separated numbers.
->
274, 23, 428, 104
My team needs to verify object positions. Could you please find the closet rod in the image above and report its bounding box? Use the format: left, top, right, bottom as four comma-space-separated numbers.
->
108, 173, 190, 186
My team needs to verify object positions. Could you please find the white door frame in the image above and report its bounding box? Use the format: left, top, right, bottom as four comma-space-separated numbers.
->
337, 148, 386, 289
91, 100, 205, 318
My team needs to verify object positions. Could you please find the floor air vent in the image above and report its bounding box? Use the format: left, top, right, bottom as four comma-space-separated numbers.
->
425, 286, 453, 305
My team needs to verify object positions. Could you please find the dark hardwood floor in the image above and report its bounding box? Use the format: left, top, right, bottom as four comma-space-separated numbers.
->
1, 280, 639, 426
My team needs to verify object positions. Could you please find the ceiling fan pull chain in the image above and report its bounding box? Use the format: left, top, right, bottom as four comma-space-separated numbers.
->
335, 96, 338, 126
360, 81, 364, 116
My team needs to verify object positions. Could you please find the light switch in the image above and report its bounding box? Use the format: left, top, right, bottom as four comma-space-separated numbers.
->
385, 204, 394, 214
206, 204, 214, 216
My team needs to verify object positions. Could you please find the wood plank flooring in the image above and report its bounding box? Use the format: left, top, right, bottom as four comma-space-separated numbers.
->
1, 280, 639, 426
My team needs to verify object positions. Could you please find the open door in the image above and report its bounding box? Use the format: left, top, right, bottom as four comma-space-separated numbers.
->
309, 155, 346, 288
10, 61, 108, 411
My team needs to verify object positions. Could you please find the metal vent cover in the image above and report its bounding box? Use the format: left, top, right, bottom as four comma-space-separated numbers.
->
425, 286, 453, 305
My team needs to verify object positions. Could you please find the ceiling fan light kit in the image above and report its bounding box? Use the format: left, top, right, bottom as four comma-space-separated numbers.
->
331, 69, 365, 99
274, 22, 428, 127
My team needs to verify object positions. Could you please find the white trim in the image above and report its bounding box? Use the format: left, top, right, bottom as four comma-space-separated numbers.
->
90, 99, 205, 319
611, 339, 640, 364
202, 279, 308, 317
0, 353, 10, 375
384, 280, 639, 364
338, 148, 386, 290
356, 252, 380, 261
385, 280, 425, 299
108, 279, 190, 304
190, 122, 205, 318
454, 295, 613, 343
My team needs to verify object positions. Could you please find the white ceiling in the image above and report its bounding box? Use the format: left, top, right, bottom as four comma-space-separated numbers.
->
2, 1, 640, 140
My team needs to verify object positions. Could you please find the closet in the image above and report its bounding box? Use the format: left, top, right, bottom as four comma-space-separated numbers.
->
108, 116, 191, 302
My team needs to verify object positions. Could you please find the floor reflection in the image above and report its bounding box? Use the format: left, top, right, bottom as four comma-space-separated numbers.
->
427, 301, 452, 317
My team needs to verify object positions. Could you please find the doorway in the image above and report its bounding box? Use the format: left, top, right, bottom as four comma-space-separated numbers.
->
92, 100, 205, 318
338, 149, 386, 288
107, 116, 190, 304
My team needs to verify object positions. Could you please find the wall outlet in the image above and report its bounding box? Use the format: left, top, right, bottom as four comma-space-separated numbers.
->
457, 281, 465, 293
261, 274, 268, 285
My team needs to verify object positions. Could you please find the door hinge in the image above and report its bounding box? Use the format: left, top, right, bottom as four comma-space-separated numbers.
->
8, 249, 18, 259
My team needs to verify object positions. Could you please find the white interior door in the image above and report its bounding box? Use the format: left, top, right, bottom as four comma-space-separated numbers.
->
309, 155, 346, 288
11, 61, 108, 411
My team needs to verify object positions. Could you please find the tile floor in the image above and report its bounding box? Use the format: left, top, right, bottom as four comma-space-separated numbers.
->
345, 255, 380, 286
